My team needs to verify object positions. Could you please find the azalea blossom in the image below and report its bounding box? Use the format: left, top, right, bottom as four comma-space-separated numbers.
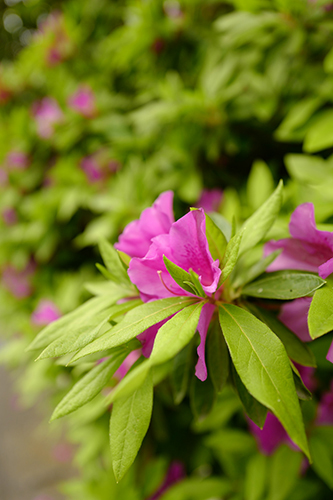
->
248, 412, 297, 455
32, 97, 64, 139
80, 150, 119, 184
265, 202, 333, 363
68, 86, 97, 118
2, 260, 36, 299
116, 191, 221, 380
31, 299, 62, 326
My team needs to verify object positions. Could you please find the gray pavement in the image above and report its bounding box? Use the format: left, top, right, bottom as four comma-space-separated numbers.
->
0, 366, 75, 500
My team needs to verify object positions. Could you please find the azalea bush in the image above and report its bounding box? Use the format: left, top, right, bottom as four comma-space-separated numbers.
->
1, 0, 333, 499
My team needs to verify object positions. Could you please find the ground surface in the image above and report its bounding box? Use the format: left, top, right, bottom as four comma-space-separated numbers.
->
0, 366, 75, 500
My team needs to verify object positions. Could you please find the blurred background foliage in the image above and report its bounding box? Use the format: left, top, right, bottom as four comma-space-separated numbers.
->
2, 1, 333, 499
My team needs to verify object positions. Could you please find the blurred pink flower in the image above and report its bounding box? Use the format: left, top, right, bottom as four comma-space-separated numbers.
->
195, 188, 223, 213
249, 412, 298, 455
38, 12, 74, 67
52, 442, 73, 463
265, 203, 333, 363
147, 461, 185, 500
2, 208, 18, 226
2, 260, 36, 299
32, 97, 64, 139
31, 299, 62, 326
80, 151, 120, 184
6, 151, 29, 170
68, 86, 97, 118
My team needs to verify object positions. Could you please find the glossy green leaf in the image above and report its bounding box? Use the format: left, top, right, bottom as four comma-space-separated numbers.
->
205, 213, 228, 262
220, 229, 244, 283
242, 271, 325, 300
163, 256, 199, 295
189, 269, 205, 298
207, 321, 229, 393
51, 352, 128, 421
38, 299, 142, 360
267, 445, 303, 500
150, 302, 204, 365
218, 304, 310, 459
110, 371, 153, 482
28, 294, 126, 352
239, 180, 283, 255
244, 453, 267, 500
71, 297, 196, 362
233, 250, 282, 288
308, 277, 333, 339
247, 304, 316, 367
285, 154, 328, 185
232, 364, 267, 428
99, 238, 130, 285
208, 212, 232, 241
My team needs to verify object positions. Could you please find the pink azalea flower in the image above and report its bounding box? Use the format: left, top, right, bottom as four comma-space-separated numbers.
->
265, 203, 333, 363
115, 191, 221, 380
249, 412, 298, 455
68, 86, 97, 118
32, 97, 64, 139
115, 191, 175, 259
6, 151, 29, 170
31, 299, 62, 326
195, 188, 223, 213
2, 207, 17, 226
317, 381, 333, 425
147, 461, 185, 500
38, 12, 73, 67
2, 260, 36, 299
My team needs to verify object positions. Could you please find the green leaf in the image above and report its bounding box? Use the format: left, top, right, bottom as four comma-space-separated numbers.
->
27, 294, 126, 352
171, 342, 193, 405
51, 352, 128, 421
304, 110, 333, 153
71, 297, 196, 362
108, 302, 203, 403
246, 304, 316, 367
239, 180, 283, 255
232, 364, 267, 429
267, 445, 303, 500
189, 269, 205, 298
163, 256, 205, 297
291, 364, 312, 401
206, 321, 229, 393
285, 154, 329, 185
218, 304, 310, 459
99, 238, 130, 285
244, 453, 267, 500
242, 271, 325, 300
205, 213, 228, 262
158, 477, 232, 500
247, 160, 274, 211
190, 373, 216, 422
310, 435, 333, 489
233, 250, 282, 288
206, 212, 232, 242
308, 276, 333, 339
110, 371, 153, 482
220, 229, 244, 283
150, 302, 204, 365
38, 299, 142, 360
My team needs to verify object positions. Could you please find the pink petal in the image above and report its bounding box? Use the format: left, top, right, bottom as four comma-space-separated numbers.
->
265, 239, 325, 274
290, 203, 333, 252
195, 303, 215, 381
278, 297, 312, 342
195, 188, 223, 213
31, 299, 62, 325
248, 412, 290, 455
137, 318, 169, 357
115, 191, 174, 259
326, 339, 333, 363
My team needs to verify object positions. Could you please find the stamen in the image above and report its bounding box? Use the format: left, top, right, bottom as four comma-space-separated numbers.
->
157, 270, 184, 296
